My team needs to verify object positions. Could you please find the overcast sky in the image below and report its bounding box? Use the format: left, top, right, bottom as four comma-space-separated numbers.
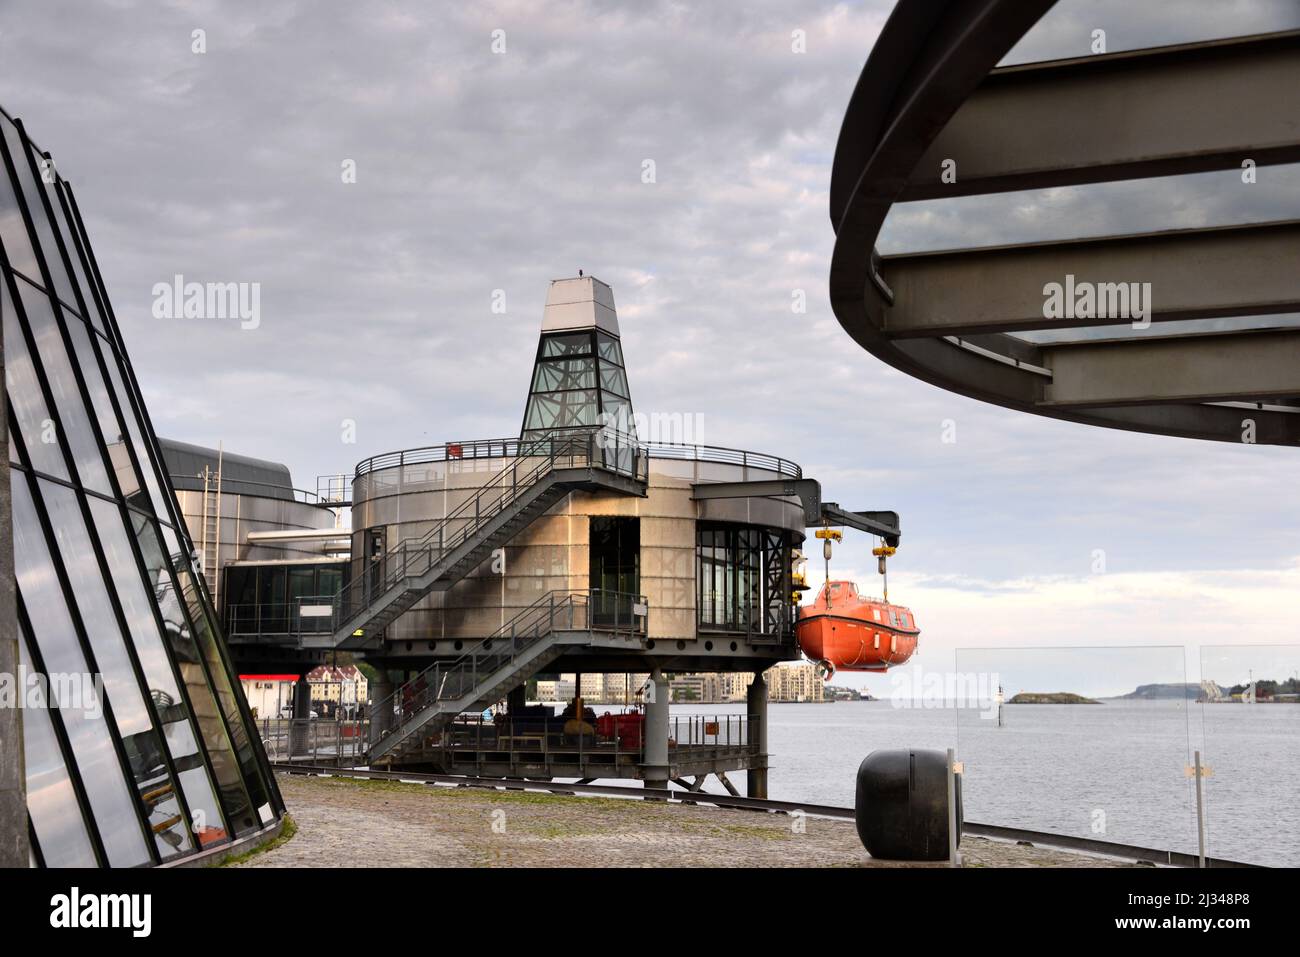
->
3, 0, 1299, 692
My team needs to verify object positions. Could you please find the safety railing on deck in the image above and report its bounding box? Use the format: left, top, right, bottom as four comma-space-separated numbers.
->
372, 588, 649, 750
699, 599, 794, 644
337, 429, 646, 628
258, 718, 370, 765
354, 436, 800, 480
226, 595, 339, 638
415, 710, 756, 770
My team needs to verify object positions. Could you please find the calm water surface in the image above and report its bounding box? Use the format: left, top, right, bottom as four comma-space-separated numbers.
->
639, 700, 1299, 867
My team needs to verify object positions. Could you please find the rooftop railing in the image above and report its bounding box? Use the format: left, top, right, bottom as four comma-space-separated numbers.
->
353, 435, 801, 480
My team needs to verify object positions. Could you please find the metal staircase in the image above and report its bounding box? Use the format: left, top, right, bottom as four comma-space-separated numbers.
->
306, 429, 647, 649
368, 588, 647, 765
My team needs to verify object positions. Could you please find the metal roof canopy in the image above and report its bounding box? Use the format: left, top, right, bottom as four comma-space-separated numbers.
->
690, 479, 901, 545
828, 4, 1300, 446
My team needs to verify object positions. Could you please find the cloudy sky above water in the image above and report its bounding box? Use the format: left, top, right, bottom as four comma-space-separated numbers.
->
3, 0, 1299, 692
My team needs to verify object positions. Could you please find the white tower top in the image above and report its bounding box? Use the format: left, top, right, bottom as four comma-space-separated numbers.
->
542, 276, 620, 336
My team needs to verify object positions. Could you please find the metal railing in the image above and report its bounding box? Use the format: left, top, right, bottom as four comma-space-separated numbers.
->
338, 429, 645, 628
258, 718, 370, 765
699, 599, 794, 643
178, 476, 328, 505
353, 436, 800, 480
372, 588, 648, 752
226, 595, 339, 638
406, 710, 756, 771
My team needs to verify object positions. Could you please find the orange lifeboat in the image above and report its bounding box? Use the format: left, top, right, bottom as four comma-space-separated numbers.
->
796, 580, 919, 679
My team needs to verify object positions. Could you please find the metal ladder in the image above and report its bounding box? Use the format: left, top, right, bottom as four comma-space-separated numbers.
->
198, 449, 223, 598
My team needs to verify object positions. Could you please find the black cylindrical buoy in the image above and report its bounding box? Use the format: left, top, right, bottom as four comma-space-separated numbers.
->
855, 748, 962, 860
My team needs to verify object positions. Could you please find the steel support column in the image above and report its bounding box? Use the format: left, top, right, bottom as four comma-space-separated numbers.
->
643, 669, 670, 795
289, 676, 312, 757
369, 674, 394, 748
746, 673, 769, 799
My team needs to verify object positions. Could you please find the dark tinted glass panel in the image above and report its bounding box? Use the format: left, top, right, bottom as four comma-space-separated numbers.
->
88, 495, 224, 847
0, 117, 39, 277
11, 474, 151, 866
318, 566, 343, 596
30, 153, 106, 328
524, 390, 598, 430
17, 627, 98, 867
40, 480, 151, 736
599, 365, 629, 397
62, 308, 134, 493
97, 336, 171, 519
39, 480, 193, 858
161, 525, 275, 826
131, 512, 254, 838
532, 358, 595, 392
3, 280, 69, 479
0, 117, 77, 304
597, 333, 624, 364
19, 281, 112, 494
541, 332, 592, 357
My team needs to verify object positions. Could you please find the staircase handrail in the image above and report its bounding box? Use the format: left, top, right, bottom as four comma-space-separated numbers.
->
333, 428, 644, 627
370, 587, 647, 746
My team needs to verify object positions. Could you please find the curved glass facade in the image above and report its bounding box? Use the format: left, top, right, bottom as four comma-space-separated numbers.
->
1, 105, 282, 866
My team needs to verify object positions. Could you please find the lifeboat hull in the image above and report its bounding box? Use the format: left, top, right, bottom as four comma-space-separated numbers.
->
797, 581, 919, 676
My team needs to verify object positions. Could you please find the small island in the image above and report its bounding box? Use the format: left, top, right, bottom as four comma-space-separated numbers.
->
1007, 692, 1100, 705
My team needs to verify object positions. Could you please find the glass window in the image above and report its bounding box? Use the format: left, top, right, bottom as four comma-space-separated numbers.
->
697, 524, 776, 633
0, 118, 39, 278
524, 389, 598, 430
88, 495, 224, 848
39, 479, 195, 858
32, 153, 109, 330
11, 473, 152, 867
531, 357, 596, 392
131, 511, 255, 839
97, 335, 172, 519
17, 626, 98, 867
18, 280, 113, 494
161, 524, 276, 828
541, 332, 592, 357
3, 278, 69, 479
599, 365, 629, 397
40, 480, 151, 737
0, 117, 77, 305
597, 333, 624, 364
61, 291, 130, 486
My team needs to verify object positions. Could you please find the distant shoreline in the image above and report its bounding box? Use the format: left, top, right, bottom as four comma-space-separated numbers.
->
1008, 692, 1100, 705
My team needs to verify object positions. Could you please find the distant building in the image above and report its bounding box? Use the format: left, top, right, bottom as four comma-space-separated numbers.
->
764, 662, 824, 702
306, 664, 368, 717
240, 675, 297, 720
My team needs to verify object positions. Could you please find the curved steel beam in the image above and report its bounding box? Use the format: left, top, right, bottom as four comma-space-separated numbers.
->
829, 1, 1300, 446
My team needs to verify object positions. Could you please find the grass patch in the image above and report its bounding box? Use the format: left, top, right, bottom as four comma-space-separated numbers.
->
220, 814, 297, 866
289, 772, 644, 812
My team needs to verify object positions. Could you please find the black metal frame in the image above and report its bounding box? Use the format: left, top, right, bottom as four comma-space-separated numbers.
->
0, 105, 283, 866
696, 521, 793, 643
520, 327, 632, 438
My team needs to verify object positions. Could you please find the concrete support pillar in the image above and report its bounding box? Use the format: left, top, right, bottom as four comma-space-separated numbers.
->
746, 672, 769, 799
369, 673, 395, 747
643, 668, 670, 795
0, 437, 28, 866
289, 677, 312, 757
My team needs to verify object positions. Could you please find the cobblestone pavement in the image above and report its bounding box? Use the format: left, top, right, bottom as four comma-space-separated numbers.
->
241, 773, 1134, 868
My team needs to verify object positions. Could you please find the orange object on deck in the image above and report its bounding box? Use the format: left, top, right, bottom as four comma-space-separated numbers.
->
796, 580, 919, 678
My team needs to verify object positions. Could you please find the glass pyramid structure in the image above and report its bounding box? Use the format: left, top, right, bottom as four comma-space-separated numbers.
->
0, 105, 282, 866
